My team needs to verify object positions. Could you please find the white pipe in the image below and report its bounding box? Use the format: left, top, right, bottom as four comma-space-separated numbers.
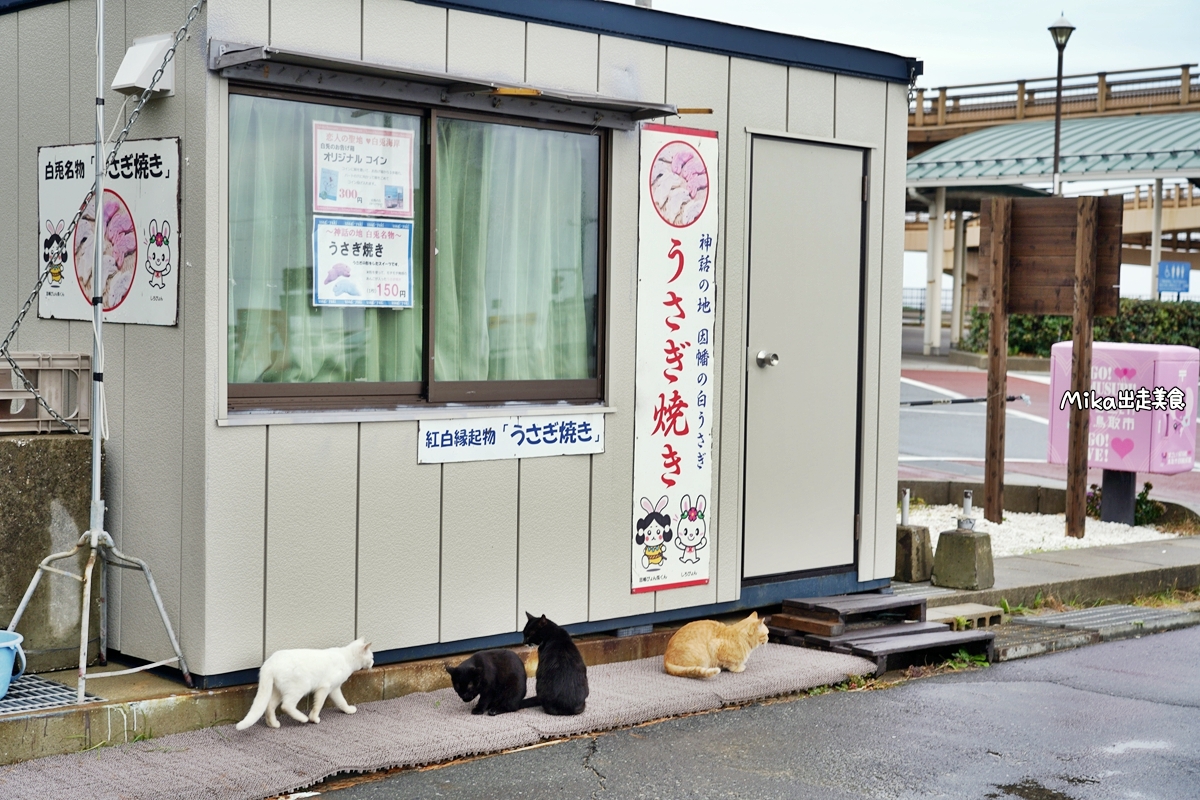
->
90, 0, 104, 535
1151, 177, 1164, 297
924, 187, 946, 356
950, 208, 966, 347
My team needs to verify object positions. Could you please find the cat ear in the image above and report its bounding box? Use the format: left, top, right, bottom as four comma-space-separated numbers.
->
525, 611, 535, 621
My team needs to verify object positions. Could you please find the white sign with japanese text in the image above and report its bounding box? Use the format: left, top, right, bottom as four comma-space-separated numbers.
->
418, 414, 605, 464
630, 123, 719, 595
313, 122, 414, 218
313, 216, 413, 308
37, 138, 181, 326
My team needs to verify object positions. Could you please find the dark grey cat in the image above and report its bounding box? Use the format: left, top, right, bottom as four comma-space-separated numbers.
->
520, 612, 589, 716
445, 649, 527, 716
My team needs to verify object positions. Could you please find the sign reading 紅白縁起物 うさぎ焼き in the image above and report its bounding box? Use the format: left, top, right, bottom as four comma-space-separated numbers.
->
313, 216, 413, 308
313, 121, 414, 218
37, 138, 180, 326
631, 123, 719, 595
417, 415, 604, 463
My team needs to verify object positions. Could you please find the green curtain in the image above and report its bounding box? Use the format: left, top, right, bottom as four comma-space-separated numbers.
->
434, 118, 598, 382
227, 95, 424, 385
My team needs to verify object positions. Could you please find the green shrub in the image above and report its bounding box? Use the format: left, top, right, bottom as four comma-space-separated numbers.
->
959, 299, 1200, 357
1084, 481, 1165, 526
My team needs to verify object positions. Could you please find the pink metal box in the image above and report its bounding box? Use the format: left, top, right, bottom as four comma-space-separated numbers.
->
1048, 341, 1199, 474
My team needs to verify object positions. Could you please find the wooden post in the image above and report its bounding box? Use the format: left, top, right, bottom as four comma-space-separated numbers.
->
984, 198, 1011, 523
1015, 80, 1026, 119
1066, 197, 1099, 539
915, 89, 925, 126
1096, 73, 1107, 113
937, 88, 947, 126
1182, 65, 1191, 106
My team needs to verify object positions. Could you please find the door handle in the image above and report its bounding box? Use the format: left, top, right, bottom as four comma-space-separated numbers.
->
755, 350, 779, 368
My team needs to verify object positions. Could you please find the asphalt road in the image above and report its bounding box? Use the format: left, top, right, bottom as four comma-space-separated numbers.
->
319, 627, 1200, 800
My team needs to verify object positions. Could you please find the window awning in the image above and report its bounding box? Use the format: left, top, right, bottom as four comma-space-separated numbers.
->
908, 112, 1200, 187
209, 41, 677, 131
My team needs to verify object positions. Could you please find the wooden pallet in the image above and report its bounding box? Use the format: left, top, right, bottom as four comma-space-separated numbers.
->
803, 621, 951, 650
782, 593, 926, 624
836, 629, 996, 673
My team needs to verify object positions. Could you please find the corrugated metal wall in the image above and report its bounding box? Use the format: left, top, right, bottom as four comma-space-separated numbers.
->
2, 0, 904, 678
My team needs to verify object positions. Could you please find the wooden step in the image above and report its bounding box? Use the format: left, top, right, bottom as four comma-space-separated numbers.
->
803, 621, 951, 650
767, 613, 844, 637
835, 629, 995, 674
783, 593, 926, 624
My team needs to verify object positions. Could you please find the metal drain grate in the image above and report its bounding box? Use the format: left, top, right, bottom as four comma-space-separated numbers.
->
889, 582, 958, 598
0, 674, 103, 715
1013, 605, 1200, 641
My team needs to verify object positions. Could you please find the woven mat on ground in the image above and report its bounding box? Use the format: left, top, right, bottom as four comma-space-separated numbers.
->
0, 644, 874, 800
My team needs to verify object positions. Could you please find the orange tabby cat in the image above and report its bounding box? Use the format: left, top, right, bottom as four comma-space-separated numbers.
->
662, 612, 770, 679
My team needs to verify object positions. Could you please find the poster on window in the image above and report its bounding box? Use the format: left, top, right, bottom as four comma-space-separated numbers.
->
630, 123, 719, 594
313, 122, 414, 218
312, 216, 413, 308
36, 138, 180, 326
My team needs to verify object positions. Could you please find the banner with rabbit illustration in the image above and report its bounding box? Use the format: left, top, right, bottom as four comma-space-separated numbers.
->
37, 137, 180, 326
630, 123, 719, 594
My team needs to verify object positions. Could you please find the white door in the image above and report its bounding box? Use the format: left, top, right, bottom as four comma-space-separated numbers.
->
742, 136, 867, 579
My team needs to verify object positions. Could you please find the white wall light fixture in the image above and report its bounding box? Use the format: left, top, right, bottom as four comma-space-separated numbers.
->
112, 34, 175, 98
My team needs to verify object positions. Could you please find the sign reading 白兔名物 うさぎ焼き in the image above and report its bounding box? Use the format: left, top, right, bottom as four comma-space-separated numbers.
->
417, 415, 604, 463
312, 216, 413, 308
37, 138, 180, 326
630, 123, 719, 595
313, 121, 414, 218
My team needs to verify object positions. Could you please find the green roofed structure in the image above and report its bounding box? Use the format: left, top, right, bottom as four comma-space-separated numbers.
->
908, 112, 1200, 186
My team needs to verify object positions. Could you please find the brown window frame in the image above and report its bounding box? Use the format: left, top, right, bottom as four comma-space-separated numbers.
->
226, 85, 608, 412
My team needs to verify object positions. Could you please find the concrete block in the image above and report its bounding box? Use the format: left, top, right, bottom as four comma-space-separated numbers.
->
0, 435, 101, 672
895, 525, 933, 582
931, 529, 995, 591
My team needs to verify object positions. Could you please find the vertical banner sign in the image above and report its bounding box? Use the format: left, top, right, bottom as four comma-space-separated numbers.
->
37, 138, 181, 325
631, 124, 719, 594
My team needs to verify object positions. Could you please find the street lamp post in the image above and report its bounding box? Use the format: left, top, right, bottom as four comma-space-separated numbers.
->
1049, 16, 1075, 196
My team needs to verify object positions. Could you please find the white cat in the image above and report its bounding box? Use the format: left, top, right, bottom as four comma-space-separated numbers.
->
236, 638, 373, 730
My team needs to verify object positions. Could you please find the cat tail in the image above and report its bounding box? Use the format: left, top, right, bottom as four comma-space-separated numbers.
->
519, 695, 541, 709
235, 672, 274, 730
663, 661, 721, 679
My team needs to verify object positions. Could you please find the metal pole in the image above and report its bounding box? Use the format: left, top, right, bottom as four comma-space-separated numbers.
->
924, 187, 946, 355
950, 208, 966, 347
84, 0, 106, 683
1151, 177, 1163, 297
1052, 44, 1065, 196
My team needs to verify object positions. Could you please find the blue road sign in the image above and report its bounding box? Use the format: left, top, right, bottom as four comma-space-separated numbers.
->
1158, 261, 1191, 294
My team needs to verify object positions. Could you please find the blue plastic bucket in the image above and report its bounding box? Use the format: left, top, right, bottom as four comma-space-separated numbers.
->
0, 630, 26, 700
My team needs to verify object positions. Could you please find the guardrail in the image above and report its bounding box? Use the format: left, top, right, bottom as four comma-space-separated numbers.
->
910, 64, 1198, 131
0, 353, 91, 434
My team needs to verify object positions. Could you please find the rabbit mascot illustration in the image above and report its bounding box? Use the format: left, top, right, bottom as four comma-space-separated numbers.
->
675, 495, 708, 564
635, 496, 673, 571
43, 219, 67, 286
145, 219, 172, 290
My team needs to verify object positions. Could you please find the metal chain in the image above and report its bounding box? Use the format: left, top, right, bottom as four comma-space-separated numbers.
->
0, 0, 206, 434
907, 63, 919, 115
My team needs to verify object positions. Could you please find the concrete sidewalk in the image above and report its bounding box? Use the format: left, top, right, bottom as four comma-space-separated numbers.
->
1, 538, 1197, 771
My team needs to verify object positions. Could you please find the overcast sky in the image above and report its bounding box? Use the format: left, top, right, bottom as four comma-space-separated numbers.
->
637, 1, 1198, 91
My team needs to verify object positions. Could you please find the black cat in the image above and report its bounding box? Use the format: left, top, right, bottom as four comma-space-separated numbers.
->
520, 612, 588, 716
445, 649, 528, 716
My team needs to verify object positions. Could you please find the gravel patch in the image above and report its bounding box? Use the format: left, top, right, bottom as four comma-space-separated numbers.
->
899, 505, 1178, 558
